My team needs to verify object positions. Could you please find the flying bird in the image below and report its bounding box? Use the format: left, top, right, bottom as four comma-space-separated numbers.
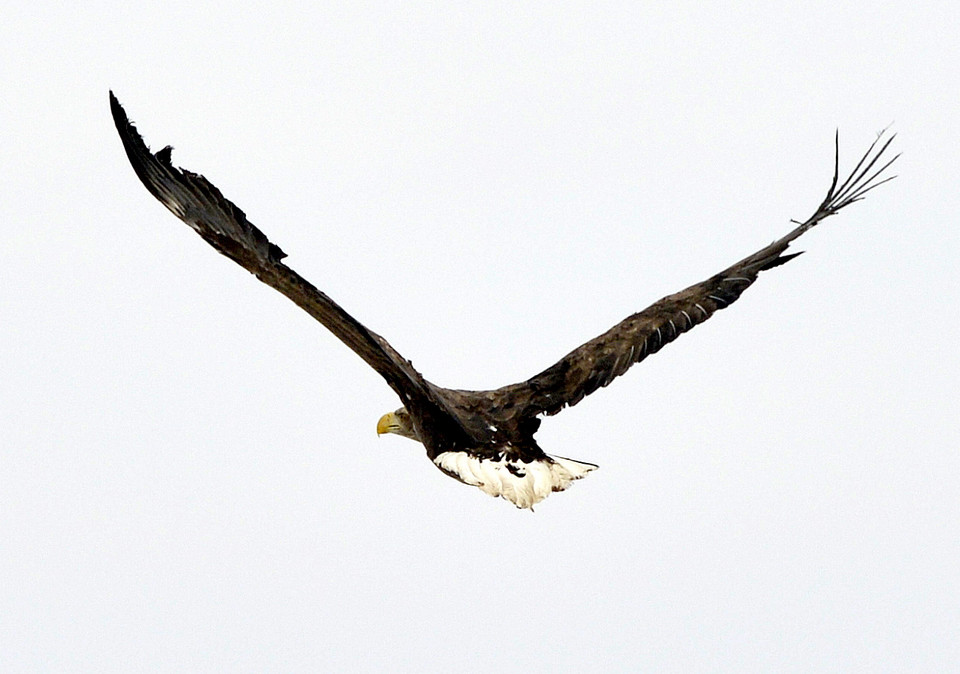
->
109, 92, 897, 509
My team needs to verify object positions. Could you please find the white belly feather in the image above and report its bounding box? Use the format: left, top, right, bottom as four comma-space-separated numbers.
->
434, 451, 597, 509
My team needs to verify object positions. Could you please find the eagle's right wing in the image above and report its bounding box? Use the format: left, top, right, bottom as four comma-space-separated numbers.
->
110, 92, 440, 411
496, 131, 897, 418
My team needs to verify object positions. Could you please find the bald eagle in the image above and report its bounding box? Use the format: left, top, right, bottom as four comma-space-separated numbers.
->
110, 92, 897, 509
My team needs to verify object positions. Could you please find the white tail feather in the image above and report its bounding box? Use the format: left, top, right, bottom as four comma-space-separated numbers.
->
434, 451, 597, 509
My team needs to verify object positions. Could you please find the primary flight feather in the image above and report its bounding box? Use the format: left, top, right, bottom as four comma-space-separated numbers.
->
110, 92, 897, 509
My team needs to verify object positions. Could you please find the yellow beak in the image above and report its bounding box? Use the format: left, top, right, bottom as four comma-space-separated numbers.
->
377, 412, 397, 436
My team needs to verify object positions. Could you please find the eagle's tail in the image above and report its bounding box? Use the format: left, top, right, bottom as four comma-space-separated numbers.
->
549, 455, 599, 482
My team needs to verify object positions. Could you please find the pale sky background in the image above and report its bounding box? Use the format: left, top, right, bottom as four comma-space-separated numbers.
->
3, 1, 959, 671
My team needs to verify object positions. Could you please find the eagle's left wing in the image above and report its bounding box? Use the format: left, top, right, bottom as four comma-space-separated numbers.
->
495, 131, 897, 417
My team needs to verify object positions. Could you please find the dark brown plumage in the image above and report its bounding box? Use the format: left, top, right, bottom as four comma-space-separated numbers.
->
110, 91, 897, 508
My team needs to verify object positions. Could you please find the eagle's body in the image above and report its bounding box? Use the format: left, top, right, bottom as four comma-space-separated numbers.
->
110, 92, 896, 508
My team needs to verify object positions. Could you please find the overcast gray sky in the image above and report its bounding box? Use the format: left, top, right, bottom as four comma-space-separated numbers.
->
3, 1, 959, 671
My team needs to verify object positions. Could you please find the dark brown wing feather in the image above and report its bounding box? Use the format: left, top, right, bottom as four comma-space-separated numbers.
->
109, 92, 459, 431
495, 131, 898, 418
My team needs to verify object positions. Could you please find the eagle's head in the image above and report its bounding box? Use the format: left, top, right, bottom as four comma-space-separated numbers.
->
376, 407, 421, 441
